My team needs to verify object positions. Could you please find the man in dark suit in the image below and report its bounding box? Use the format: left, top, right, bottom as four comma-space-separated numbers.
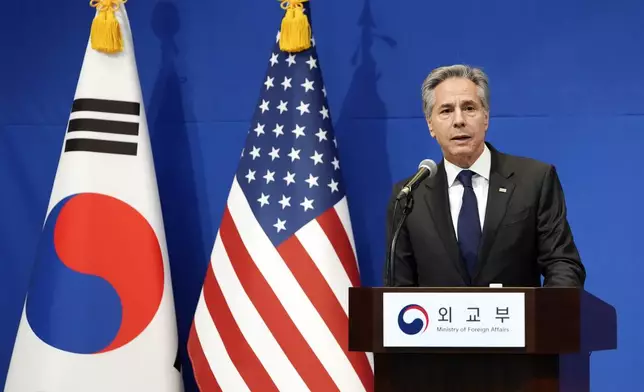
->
386, 64, 585, 287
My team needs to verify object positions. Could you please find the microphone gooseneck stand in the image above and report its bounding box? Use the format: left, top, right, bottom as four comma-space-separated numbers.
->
386, 194, 415, 287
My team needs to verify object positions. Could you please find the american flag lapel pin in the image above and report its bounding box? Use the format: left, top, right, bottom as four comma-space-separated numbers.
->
499, 187, 507, 193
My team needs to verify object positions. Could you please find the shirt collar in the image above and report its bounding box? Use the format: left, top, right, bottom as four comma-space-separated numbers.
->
444, 143, 491, 187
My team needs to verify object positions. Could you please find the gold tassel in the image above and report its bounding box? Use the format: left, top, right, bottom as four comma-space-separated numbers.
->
89, 0, 127, 53
279, 0, 311, 53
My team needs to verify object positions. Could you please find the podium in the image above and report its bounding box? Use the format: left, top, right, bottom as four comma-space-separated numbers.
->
348, 287, 616, 392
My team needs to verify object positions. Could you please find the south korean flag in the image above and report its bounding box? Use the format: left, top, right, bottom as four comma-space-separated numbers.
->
4, 3, 184, 392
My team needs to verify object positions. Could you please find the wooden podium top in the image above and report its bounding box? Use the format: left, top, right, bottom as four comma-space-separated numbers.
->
348, 286, 617, 354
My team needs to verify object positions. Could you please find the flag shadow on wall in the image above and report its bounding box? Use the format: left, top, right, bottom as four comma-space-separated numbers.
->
148, 3, 211, 392
335, 0, 396, 286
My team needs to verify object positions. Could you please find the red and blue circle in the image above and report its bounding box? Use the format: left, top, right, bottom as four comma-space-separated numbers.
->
398, 304, 429, 335
25, 193, 165, 354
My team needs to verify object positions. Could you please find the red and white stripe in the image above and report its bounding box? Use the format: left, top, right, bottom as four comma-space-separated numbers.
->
188, 178, 374, 391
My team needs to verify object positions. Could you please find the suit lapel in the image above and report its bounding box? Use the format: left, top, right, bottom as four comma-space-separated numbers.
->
423, 162, 470, 283
473, 148, 515, 280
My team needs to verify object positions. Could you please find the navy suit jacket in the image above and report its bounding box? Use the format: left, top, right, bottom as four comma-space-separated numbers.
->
385, 143, 586, 287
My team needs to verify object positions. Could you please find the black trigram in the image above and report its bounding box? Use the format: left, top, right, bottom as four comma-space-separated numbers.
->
64, 98, 140, 156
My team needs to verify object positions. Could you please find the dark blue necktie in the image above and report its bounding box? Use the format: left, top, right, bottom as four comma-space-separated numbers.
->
457, 170, 481, 277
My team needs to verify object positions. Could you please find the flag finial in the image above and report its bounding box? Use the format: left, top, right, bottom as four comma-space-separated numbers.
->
90, 0, 127, 53
279, 0, 311, 53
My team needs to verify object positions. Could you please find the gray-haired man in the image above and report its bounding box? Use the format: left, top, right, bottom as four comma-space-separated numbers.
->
386, 64, 585, 288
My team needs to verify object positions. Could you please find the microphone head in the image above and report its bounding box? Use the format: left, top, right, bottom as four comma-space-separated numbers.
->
418, 159, 438, 178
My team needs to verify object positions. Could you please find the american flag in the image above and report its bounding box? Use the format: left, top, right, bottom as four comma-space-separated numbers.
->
187, 7, 374, 392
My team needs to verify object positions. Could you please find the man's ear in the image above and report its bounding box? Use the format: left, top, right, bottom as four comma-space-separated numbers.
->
427, 118, 435, 138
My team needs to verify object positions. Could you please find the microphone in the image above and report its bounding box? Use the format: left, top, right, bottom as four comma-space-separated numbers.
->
395, 159, 438, 200
385, 158, 437, 286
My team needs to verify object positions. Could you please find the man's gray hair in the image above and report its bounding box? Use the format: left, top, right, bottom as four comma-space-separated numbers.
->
421, 64, 490, 119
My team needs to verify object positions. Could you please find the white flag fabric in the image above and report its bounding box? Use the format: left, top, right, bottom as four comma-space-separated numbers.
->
4, 4, 184, 392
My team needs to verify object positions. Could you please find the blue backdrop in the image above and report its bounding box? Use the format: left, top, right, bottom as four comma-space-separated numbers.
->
1, 0, 642, 390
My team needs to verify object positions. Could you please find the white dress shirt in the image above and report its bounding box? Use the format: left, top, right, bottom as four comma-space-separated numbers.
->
443, 144, 491, 239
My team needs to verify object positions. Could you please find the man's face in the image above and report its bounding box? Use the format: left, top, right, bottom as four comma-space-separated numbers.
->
427, 77, 489, 168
